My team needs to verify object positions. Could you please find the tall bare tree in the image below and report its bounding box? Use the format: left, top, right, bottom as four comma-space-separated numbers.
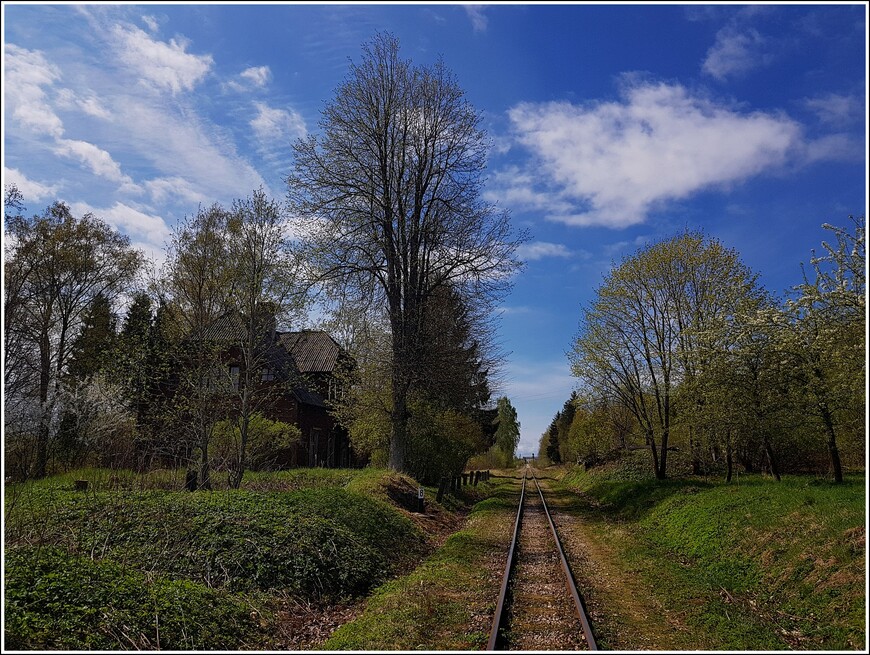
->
288, 33, 524, 473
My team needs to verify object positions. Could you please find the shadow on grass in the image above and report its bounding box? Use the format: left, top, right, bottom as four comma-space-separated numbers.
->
554, 477, 715, 521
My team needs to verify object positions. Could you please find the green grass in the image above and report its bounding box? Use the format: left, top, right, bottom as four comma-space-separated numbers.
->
323, 471, 521, 650
557, 457, 866, 650
4, 466, 433, 650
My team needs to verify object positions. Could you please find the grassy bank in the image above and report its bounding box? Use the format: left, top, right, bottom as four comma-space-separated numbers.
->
323, 471, 521, 650
555, 456, 865, 650
3, 466, 461, 650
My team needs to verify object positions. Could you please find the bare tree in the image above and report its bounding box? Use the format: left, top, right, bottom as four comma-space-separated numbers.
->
164, 204, 232, 490
224, 189, 307, 488
288, 33, 525, 472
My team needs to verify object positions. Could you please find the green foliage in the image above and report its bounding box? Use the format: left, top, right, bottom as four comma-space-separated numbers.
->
68, 294, 117, 380
493, 396, 520, 459
4, 546, 258, 650
211, 412, 301, 470
405, 397, 487, 484
324, 474, 517, 650
5, 482, 423, 601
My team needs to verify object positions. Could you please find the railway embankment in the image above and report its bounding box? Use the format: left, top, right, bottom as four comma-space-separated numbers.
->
3, 467, 494, 650
551, 456, 865, 651
5, 460, 863, 651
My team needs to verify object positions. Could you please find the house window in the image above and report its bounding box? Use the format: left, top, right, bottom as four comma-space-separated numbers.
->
328, 378, 343, 402
262, 368, 275, 382
229, 365, 240, 391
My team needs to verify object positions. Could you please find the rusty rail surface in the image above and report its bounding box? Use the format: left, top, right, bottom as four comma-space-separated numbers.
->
487, 465, 598, 651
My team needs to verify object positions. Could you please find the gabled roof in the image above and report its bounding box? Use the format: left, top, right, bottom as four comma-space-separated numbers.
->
278, 330, 344, 374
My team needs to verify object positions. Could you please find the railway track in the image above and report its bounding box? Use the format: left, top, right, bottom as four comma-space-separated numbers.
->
488, 466, 597, 651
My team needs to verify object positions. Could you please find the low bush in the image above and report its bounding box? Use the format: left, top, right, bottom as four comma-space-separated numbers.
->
5, 484, 424, 600
4, 546, 258, 650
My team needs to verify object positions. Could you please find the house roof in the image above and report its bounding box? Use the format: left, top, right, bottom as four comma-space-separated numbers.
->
278, 330, 343, 374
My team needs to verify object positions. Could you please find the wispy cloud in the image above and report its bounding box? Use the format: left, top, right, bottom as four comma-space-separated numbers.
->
71, 200, 172, 251
3, 167, 60, 203
111, 23, 213, 94
53, 139, 135, 188
56, 88, 112, 120
802, 92, 864, 127
464, 5, 489, 33
225, 65, 272, 92
702, 25, 770, 81
516, 241, 573, 261
497, 81, 807, 228
4, 44, 65, 137
250, 101, 307, 142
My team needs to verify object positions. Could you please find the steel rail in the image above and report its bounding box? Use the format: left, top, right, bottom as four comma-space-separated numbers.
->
487, 469, 526, 650
532, 471, 599, 651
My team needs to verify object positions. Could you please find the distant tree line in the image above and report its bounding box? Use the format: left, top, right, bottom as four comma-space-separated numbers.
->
539, 221, 865, 482
3, 33, 525, 485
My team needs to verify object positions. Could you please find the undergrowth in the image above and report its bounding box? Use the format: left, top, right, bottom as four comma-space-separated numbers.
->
4, 467, 430, 650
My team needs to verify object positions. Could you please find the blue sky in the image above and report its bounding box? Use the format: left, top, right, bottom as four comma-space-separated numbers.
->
3, 2, 867, 456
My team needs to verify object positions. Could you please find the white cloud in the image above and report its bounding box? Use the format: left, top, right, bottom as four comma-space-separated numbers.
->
4, 44, 65, 137
464, 5, 489, 33
240, 66, 271, 87
250, 101, 307, 142
144, 176, 209, 206
501, 81, 803, 228
116, 96, 269, 206
803, 93, 863, 127
112, 24, 212, 94
702, 25, 769, 81
56, 88, 112, 120
3, 167, 60, 202
516, 241, 573, 261
70, 200, 171, 256
225, 65, 272, 92
53, 138, 131, 184
141, 15, 160, 33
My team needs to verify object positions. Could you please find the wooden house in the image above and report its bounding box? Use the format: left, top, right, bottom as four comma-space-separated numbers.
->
195, 312, 359, 469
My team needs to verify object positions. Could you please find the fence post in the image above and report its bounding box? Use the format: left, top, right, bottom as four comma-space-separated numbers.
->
436, 477, 447, 503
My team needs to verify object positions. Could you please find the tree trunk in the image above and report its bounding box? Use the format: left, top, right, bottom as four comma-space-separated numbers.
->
389, 383, 409, 472
657, 428, 669, 480
647, 430, 661, 479
35, 333, 52, 479
725, 431, 733, 483
819, 404, 844, 483
689, 428, 701, 475
762, 434, 781, 482
199, 433, 212, 490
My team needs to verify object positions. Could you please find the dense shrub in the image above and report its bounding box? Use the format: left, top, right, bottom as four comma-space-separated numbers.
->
4, 546, 258, 650
5, 485, 424, 600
